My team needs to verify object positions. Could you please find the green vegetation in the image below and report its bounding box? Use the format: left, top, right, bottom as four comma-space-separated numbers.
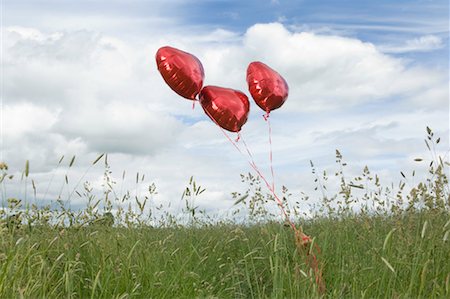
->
0, 128, 449, 298
0, 212, 449, 298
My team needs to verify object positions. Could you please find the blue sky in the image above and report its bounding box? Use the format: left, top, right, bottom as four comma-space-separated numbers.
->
185, 0, 447, 32
2, 0, 449, 216
185, 0, 449, 67
5, 0, 448, 68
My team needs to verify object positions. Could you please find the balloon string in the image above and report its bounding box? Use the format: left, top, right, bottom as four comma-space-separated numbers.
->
221, 132, 325, 293
199, 101, 324, 293
239, 134, 296, 231
199, 101, 295, 229
264, 113, 275, 193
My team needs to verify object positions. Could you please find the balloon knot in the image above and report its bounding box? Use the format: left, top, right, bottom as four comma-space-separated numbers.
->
235, 133, 241, 143
192, 100, 196, 110
263, 112, 270, 121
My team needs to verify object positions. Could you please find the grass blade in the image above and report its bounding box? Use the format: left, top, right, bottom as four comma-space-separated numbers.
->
383, 228, 396, 251
92, 153, 105, 165
69, 156, 76, 167
381, 257, 396, 275
25, 160, 29, 177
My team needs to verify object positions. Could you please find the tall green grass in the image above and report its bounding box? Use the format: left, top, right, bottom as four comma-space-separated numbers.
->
0, 212, 448, 298
0, 127, 448, 298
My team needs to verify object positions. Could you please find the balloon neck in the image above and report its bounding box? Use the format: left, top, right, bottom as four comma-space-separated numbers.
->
235, 133, 241, 143
192, 97, 200, 109
263, 112, 270, 121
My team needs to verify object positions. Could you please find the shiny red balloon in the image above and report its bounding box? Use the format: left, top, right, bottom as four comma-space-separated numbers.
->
199, 86, 250, 132
156, 46, 204, 100
246, 61, 289, 113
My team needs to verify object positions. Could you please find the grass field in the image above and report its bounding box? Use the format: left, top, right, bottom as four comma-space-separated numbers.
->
1, 212, 449, 298
0, 129, 449, 298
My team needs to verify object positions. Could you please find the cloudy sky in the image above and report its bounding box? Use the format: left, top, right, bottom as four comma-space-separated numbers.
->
2, 0, 449, 217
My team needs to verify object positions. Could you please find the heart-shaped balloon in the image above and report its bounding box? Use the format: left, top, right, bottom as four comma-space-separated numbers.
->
246, 61, 289, 113
156, 46, 204, 100
199, 86, 250, 132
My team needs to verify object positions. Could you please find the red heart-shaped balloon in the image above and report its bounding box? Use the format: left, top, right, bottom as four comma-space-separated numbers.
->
246, 61, 289, 113
156, 46, 204, 100
199, 86, 250, 132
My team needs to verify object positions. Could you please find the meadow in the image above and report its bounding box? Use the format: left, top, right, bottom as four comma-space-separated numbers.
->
0, 128, 449, 298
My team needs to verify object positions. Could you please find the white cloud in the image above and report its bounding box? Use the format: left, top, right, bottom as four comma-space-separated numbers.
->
57, 101, 184, 155
378, 34, 444, 53
4, 27, 185, 157
3, 103, 59, 137
4, 1, 183, 37
192, 23, 448, 112
2, 22, 448, 217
